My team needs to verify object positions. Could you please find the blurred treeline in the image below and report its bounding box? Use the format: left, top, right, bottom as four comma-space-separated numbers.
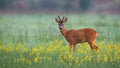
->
0, 0, 120, 13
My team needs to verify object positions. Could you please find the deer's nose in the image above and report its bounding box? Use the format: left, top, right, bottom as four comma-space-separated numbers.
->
59, 26, 62, 29
59, 28, 62, 29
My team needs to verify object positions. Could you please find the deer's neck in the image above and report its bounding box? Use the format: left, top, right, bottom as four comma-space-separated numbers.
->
60, 27, 68, 38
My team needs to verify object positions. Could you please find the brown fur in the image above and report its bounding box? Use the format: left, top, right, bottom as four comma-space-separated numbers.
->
55, 16, 98, 52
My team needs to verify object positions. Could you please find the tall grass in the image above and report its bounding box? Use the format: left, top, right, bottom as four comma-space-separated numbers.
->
0, 14, 120, 46
0, 14, 120, 68
0, 40, 120, 68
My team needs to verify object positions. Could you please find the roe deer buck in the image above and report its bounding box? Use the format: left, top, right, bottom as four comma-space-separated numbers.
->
55, 16, 98, 52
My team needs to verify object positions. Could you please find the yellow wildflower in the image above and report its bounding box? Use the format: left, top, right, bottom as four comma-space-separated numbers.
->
97, 55, 101, 62
114, 53, 119, 61
32, 48, 38, 53
75, 57, 79, 64
39, 46, 44, 52
59, 54, 62, 58
104, 55, 108, 62
46, 48, 50, 53
68, 54, 74, 61
84, 56, 88, 61
110, 56, 113, 63
34, 57, 38, 63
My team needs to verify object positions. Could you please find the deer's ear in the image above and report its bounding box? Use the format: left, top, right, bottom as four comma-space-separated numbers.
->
63, 17, 67, 23
55, 18, 60, 23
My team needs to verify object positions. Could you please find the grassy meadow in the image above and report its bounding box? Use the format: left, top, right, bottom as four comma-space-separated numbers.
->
0, 14, 120, 68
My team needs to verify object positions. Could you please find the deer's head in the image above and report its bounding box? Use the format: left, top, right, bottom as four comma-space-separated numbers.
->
55, 16, 67, 30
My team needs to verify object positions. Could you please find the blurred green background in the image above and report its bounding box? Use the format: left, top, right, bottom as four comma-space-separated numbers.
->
0, 0, 120, 46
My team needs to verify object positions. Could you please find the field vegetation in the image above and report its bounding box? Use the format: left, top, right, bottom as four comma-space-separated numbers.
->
0, 14, 120, 68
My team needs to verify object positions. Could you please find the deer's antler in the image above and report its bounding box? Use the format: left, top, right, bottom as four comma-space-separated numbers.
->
62, 16, 65, 21
58, 16, 61, 21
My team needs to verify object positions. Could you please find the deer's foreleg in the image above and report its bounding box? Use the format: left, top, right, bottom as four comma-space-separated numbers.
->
69, 44, 72, 53
73, 44, 76, 52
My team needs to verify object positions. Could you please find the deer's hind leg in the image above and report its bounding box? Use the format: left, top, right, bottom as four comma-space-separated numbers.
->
94, 42, 98, 50
88, 42, 94, 49
88, 40, 98, 50
92, 40, 98, 50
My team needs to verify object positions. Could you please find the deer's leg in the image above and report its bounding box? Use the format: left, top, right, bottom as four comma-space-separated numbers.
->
88, 40, 98, 50
93, 42, 98, 50
88, 42, 94, 49
73, 44, 76, 52
69, 44, 72, 52
91, 40, 98, 50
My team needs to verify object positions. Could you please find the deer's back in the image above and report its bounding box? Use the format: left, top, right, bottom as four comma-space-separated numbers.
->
65, 28, 98, 44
